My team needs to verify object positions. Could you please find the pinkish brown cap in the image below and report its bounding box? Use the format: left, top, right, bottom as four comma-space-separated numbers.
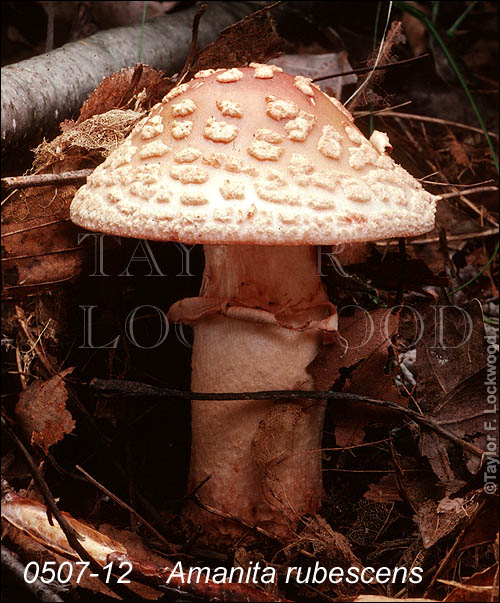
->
70, 66, 438, 245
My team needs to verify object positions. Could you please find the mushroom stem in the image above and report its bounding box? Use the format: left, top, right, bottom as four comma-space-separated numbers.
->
179, 245, 335, 541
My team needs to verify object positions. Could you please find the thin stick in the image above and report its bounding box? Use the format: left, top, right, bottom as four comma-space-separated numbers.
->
1, 169, 93, 192
375, 226, 499, 247
88, 378, 486, 458
438, 186, 499, 199
312, 53, 429, 82
366, 110, 499, 140
177, 4, 208, 85
355, 100, 413, 118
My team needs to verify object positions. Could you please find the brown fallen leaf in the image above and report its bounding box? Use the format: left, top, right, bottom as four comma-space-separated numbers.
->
442, 563, 499, 602
393, 453, 481, 549
347, 20, 406, 111
415, 299, 491, 489
190, 2, 284, 76
295, 515, 364, 597
76, 63, 173, 124
457, 497, 499, 553
309, 308, 398, 390
364, 474, 403, 503
414, 496, 479, 550
15, 368, 75, 454
2, 217, 85, 296
2, 489, 161, 600
309, 308, 406, 446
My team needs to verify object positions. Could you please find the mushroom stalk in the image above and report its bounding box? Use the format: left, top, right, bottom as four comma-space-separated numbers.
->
175, 245, 335, 541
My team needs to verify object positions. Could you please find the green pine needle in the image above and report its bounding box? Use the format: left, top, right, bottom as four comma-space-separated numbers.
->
449, 240, 499, 296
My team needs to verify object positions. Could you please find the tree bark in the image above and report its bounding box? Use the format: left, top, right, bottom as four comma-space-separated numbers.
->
1, 2, 258, 149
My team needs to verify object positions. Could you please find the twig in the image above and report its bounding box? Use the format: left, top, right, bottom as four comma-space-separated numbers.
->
1, 169, 93, 192
369, 110, 499, 140
354, 100, 413, 117
75, 465, 177, 554
375, 227, 499, 247
87, 378, 486, 457
1, 546, 64, 602
177, 4, 208, 84
312, 53, 429, 82
1, 417, 140, 601
438, 186, 499, 200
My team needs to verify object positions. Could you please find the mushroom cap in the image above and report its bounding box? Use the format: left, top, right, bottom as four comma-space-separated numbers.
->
70, 66, 438, 245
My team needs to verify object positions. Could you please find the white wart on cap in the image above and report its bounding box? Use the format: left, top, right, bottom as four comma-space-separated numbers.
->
70, 66, 439, 245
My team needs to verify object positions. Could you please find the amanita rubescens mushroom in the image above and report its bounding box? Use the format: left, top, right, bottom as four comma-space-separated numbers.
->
71, 65, 438, 542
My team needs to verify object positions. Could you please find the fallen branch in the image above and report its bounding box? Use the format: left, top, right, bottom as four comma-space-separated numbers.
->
1, 169, 93, 192
1, 1, 258, 148
1, 546, 64, 603
87, 378, 486, 458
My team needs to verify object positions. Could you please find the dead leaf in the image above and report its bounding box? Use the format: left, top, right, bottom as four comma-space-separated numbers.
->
298, 515, 364, 597
447, 132, 472, 169
191, 3, 284, 76
415, 299, 491, 488
442, 564, 499, 602
309, 308, 406, 446
348, 20, 406, 111
308, 308, 398, 390
77, 63, 172, 123
2, 217, 85, 296
414, 497, 477, 549
348, 500, 393, 546
15, 368, 75, 453
364, 474, 403, 503
395, 455, 480, 548
458, 496, 499, 553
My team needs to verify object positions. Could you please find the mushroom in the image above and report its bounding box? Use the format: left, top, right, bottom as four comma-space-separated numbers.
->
70, 65, 438, 542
